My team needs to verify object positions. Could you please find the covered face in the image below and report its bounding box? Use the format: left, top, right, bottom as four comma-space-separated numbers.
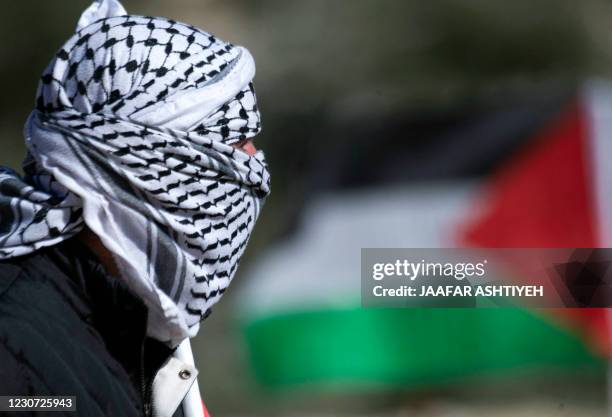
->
0, 0, 270, 346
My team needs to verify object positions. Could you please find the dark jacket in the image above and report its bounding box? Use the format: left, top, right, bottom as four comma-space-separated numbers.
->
0, 238, 183, 417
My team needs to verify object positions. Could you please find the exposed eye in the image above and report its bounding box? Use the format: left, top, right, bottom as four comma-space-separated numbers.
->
232, 139, 249, 148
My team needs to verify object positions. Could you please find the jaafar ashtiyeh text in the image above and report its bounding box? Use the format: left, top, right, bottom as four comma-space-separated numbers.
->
373, 285, 544, 298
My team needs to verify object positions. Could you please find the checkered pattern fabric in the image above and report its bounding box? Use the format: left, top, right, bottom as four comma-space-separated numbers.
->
0, 4, 269, 345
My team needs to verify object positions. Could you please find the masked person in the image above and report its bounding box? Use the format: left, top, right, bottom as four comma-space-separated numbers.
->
0, 0, 270, 416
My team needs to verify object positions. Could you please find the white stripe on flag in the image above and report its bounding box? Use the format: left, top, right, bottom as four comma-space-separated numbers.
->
235, 184, 477, 319
584, 79, 612, 247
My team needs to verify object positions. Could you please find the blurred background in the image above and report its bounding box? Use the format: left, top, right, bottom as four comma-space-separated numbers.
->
3, 1, 612, 416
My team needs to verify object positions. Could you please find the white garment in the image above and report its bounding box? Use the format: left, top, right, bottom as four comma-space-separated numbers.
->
152, 340, 202, 417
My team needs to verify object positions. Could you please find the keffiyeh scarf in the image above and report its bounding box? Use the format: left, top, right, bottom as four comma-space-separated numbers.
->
0, 0, 269, 345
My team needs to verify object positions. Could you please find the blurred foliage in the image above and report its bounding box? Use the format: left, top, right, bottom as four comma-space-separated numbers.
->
2, 0, 611, 132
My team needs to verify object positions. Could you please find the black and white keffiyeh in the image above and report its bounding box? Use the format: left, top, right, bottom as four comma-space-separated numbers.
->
0, 0, 269, 345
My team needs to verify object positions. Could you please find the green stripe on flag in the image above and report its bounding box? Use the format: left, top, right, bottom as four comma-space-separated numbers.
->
242, 308, 603, 389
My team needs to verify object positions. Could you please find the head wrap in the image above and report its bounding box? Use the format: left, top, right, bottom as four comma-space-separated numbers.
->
0, 0, 270, 346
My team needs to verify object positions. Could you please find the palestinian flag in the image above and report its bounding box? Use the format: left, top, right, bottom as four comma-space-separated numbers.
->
462, 81, 612, 355
234, 83, 610, 390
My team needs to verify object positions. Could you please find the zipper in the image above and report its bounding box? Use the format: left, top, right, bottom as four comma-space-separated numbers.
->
140, 340, 153, 417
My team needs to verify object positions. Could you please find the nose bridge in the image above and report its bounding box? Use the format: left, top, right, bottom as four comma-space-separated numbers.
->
243, 140, 258, 156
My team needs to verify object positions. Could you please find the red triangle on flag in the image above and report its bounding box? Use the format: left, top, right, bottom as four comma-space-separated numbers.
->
460, 100, 611, 355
